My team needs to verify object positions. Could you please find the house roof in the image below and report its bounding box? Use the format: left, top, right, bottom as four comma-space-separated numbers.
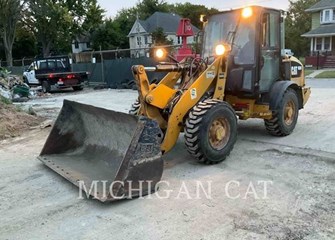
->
306, 0, 335, 12
302, 24, 335, 37
128, 12, 199, 36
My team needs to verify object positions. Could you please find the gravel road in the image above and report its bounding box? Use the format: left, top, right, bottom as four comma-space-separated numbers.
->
0, 79, 334, 240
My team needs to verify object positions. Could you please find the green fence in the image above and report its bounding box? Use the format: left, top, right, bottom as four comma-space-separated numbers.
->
72, 57, 165, 88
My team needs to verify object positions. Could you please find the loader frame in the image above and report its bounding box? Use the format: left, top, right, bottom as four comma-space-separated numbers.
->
132, 6, 311, 154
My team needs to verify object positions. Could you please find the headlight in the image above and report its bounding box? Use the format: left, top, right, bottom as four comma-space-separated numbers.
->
155, 48, 165, 59
215, 44, 226, 56
200, 14, 207, 23
242, 7, 253, 18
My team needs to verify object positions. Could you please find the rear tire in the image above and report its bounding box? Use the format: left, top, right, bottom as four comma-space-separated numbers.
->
129, 99, 141, 115
42, 81, 50, 93
265, 88, 299, 136
73, 86, 84, 91
184, 99, 237, 164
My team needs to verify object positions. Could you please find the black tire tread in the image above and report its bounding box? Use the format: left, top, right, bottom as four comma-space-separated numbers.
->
265, 88, 298, 136
129, 99, 141, 115
184, 99, 237, 165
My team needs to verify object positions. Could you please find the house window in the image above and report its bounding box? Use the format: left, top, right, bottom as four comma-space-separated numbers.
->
320, 9, 335, 23
137, 36, 142, 46
314, 37, 332, 51
325, 10, 330, 22
86, 42, 91, 48
324, 37, 331, 50
74, 41, 79, 49
144, 36, 148, 45
315, 38, 322, 50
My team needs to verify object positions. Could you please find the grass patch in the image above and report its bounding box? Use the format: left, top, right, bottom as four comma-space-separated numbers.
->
305, 69, 315, 76
0, 95, 12, 105
315, 71, 335, 78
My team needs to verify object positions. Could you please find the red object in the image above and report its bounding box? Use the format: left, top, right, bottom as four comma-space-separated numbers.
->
305, 56, 326, 68
176, 19, 194, 37
67, 74, 75, 79
175, 18, 196, 62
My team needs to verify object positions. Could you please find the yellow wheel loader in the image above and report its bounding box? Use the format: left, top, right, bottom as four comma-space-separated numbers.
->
39, 6, 310, 202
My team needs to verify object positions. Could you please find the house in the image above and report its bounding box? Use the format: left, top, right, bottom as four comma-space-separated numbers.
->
128, 12, 199, 58
302, 0, 335, 68
72, 34, 92, 54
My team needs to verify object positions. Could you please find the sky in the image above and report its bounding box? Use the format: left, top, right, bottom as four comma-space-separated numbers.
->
98, 0, 290, 18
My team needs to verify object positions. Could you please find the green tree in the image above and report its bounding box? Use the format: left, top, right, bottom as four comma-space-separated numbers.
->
91, 19, 124, 50
110, 9, 138, 49
151, 27, 173, 46
24, 0, 104, 57
171, 3, 219, 29
285, 0, 319, 57
136, 0, 170, 19
24, 0, 73, 56
81, 0, 105, 34
13, 24, 37, 59
0, 0, 22, 66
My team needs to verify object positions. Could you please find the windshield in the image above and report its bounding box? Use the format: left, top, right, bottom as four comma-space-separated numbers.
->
202, 12, 239, 59
202, 11, 257, 65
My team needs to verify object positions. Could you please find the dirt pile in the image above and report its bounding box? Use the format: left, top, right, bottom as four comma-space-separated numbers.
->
0, 97, 43, 140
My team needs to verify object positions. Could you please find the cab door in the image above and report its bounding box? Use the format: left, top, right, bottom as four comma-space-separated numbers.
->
259, 10, 281, 92
26, 63, 39, 84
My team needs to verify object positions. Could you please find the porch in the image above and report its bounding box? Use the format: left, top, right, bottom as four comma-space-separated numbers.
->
302, 24, 335, 68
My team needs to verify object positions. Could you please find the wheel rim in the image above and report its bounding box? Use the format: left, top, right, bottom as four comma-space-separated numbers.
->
208, 117, 230, 150
284, 100, 296, 125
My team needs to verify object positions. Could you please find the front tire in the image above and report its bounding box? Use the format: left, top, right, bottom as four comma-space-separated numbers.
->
265, 88, 299, 136
184, 99, 237, 164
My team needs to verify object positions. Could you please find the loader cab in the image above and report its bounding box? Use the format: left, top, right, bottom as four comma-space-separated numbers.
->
202, 6, 282, 98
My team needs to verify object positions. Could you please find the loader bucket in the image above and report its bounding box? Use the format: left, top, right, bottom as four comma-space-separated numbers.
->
39, 100, 163, 202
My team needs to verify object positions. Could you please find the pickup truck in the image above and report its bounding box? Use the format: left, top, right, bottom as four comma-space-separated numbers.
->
23, 56, 88, 93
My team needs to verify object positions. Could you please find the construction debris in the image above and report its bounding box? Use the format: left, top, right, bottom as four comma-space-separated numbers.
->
0, 71, 30, 101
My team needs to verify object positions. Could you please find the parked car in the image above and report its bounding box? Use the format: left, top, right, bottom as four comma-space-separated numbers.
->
23, 56, 89, 93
